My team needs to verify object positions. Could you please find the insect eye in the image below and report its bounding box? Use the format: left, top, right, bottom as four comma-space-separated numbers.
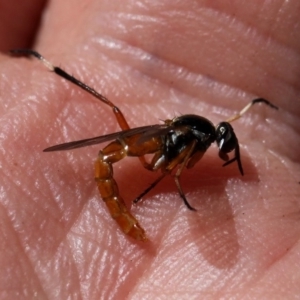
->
215, 122, 237, 153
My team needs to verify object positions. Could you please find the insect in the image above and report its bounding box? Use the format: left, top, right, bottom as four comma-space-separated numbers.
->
11, 49, 278, 241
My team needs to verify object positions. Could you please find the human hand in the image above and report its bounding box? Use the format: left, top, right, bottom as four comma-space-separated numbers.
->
1, 1, 299, 298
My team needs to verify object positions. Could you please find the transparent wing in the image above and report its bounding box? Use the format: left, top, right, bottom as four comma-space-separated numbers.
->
43, 124, 171, 152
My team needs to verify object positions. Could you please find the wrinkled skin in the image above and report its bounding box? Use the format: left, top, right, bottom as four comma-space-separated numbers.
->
0, 1, 300, 299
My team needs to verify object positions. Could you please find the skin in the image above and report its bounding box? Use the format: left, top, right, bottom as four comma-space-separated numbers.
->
0, 0, 300, 299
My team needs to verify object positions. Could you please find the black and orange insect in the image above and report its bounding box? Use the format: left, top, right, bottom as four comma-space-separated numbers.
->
11, 49, 278, 241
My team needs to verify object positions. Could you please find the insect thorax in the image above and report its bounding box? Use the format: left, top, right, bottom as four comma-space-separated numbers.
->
164, 114, 216, 162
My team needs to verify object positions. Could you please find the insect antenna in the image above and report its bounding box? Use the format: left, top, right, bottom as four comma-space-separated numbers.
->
226, 98, 279, 123
222, 141, 243, 175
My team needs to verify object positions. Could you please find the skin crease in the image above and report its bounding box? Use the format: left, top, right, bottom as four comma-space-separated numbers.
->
0, 0, 300, 299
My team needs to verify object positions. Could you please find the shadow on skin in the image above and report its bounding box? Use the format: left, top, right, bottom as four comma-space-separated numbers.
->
125, 148, 259, 268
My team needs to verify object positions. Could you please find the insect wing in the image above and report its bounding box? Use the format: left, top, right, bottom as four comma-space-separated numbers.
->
43, 124, 167, 152
136, 125, 173, 144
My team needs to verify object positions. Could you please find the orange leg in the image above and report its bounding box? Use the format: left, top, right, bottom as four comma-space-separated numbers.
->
94, 139, 147, 241
11, 49, 151, 169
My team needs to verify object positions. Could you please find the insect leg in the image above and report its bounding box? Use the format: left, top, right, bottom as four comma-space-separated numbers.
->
170, 141, 197, 211
11, 49, 131, 129
135, 141, 198, 209
11, 49, 151, 168
94, 139, 147, 241
133, 173, 166, 204
226, 98, 279, 123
